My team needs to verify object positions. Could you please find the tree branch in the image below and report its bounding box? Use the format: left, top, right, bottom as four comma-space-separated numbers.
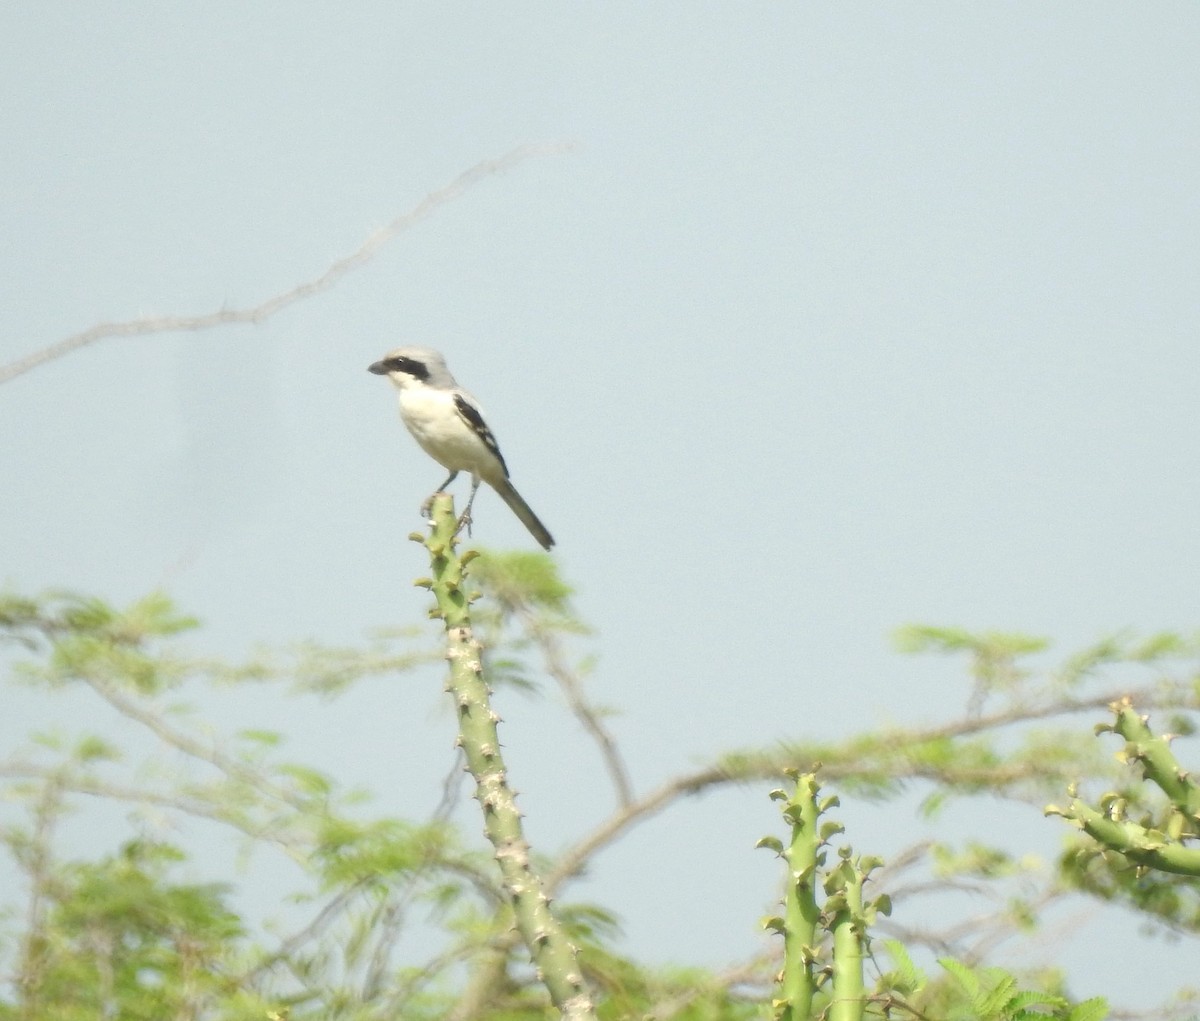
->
515, 601, 634, 810
0, 141, 576, 385
545, 680, 1200, 898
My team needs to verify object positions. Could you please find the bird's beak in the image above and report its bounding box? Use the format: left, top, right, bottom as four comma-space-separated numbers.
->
368, 360, 389, 375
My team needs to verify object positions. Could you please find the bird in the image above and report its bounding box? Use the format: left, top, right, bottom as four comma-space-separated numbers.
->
368, 346, 555, 550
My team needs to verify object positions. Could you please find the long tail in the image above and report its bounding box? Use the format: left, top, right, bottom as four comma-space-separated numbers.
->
493, 479, 555, 550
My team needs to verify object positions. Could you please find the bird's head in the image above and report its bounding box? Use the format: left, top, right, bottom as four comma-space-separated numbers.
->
368, 347, 452, 389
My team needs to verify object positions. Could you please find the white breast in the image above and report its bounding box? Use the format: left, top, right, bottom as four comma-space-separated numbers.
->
397, 388, 502, 481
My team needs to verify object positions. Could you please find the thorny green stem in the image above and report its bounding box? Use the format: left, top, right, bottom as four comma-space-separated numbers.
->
1047, 699, 1200, 878
774, 774, 821, 1021
419, 495, 595, 1021
826, 857, 868, 1021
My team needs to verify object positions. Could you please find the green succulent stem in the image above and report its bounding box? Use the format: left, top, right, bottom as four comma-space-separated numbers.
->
776, 772, 822, 1021
764, 773, 877, 1021
825, 857, 868, 1021
1112, 700, 1200, 821
1061, 801, 1200, 877
419, 495, 595, 1021
1048, 700, 1200, 879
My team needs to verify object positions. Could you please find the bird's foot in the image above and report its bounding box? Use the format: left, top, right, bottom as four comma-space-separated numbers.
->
420, 492, 442, 518
455, 508, 474, 539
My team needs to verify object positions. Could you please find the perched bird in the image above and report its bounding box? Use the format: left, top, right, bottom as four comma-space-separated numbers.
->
368, 346, 555, 550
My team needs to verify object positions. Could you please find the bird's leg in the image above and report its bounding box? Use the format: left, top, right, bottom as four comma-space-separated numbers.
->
456, 477, 482, 537
421, 470, 459, 516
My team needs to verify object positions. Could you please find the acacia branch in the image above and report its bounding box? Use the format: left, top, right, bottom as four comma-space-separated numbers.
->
643, 953, 773, 1019
0, 142, 576, 386
0, 761, 303, 848
80, 672, 312, 813
515, 602, 634, 809
544, 680, 1200, 898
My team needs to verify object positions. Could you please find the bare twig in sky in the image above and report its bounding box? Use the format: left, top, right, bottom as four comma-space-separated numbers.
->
515, 602, 636, 810
0, 142, 576, 386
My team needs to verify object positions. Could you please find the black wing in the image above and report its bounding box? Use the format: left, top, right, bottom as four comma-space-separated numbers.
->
454, 393, 509, 477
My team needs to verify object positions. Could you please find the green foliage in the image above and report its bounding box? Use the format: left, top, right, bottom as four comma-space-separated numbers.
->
469, 549, 575, 616
2, 840, 247, 1021
5, 590, 197, 694
467, 548, 590, 697
893, 625, 1049, 704
310, 816, 454, 888
894, 625, 1050, 661
2, 592, 1198, 1018
870, 944, 1108, 1021
0, 590, 503, 1019
937, 957, 1070, 1020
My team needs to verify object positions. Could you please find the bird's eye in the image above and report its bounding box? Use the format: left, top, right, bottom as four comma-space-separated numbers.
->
390, 357, 429, 381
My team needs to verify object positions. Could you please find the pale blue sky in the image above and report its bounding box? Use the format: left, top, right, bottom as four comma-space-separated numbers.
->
3, 4, 1199, 1009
